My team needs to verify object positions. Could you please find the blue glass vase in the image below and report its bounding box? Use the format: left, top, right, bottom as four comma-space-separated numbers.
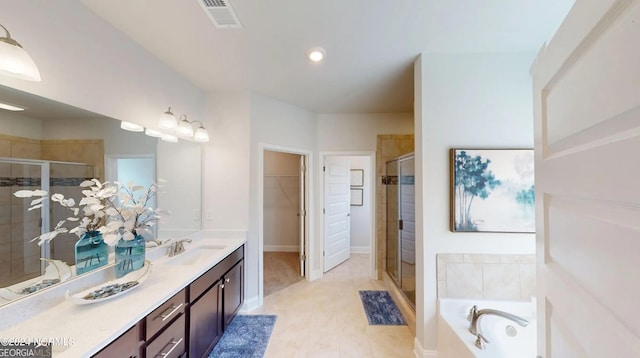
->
74, 231, 109, 275
114, 233, 146, 278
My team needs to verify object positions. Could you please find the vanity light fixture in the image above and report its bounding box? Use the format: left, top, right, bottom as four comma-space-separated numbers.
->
158, 107, 177, 129
161, 133, 178, 143
193, 123, 210, 143
176, 115, 194, 138
0, 101, 24, 111
306, 47, 326, 63
144, 128, 163, 138
160, 109, 210, 143
0, 23, 41, 82
120, 120, 144, 132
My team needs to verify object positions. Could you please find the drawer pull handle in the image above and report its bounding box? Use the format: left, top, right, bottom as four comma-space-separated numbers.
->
156, 303, 184, 322
220, 284, 225, 289
155, 337, 183, 358
225, 278, 230, 283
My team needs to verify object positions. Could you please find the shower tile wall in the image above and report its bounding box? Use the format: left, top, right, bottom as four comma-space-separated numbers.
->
42, 139, 105, 180
0, 134, 104, 286
376, 134, 414, 279
436, 253, 536, 300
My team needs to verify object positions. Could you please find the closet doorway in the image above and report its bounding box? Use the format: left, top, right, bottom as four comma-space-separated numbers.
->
262, 150, 306, 296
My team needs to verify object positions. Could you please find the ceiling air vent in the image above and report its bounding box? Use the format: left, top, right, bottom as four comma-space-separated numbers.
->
198, 0, 243, 29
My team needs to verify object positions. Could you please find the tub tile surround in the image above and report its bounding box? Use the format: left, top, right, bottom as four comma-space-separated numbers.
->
0, 230, 246, 357
437, 254, 536, 300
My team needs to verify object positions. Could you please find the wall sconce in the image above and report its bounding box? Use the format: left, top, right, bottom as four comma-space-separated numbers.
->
0, 24, 41, 82
159, 108, 210, 143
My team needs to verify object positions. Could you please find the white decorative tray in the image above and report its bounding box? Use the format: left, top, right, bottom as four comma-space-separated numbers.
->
0, 259, 72, 301
65, 260, 152, 305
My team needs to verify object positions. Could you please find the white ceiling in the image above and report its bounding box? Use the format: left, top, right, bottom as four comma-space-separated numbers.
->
80, 0, 574, 113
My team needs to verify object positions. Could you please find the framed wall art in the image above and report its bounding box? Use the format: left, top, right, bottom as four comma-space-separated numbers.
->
350, 169, 364, 187
450, 148, 535, 233
350, 188, 363, 206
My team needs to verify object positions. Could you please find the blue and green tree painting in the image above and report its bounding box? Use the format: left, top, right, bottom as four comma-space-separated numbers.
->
452, 149, 535, 232
453, 150, 501, 231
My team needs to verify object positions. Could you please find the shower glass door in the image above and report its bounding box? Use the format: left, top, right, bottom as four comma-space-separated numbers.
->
399, 157, 415, 306
1, 159, 47, 287
385, 154, 415, 308
385, 160, 399, 283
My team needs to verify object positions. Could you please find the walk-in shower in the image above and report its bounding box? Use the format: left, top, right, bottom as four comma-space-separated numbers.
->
385, 153, 415, 306
0, 158, 94, 287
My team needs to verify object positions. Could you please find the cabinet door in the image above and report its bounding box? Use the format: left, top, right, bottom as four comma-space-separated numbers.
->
92, 323, 140, 358
223, 260, 244, 329
189, 280, 222, 358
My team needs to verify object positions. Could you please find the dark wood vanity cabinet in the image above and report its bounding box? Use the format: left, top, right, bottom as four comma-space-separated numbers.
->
92, 323, 141, 358
91, 245, 244, 358
223, 260, 244, 328
189, 280, 222, 357
188, 245, 244, 358
145, 313, 186, 358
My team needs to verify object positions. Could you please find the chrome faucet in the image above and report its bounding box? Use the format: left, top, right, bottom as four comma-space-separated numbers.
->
168, 239, 192, 257
467, 305, 529, 348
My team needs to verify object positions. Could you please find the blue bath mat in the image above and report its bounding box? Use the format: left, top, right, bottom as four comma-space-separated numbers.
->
359, 290, 407, 325
209, 315, 277, 358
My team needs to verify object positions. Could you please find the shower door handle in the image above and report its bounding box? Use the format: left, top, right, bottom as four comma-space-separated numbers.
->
399, 219, 403, 230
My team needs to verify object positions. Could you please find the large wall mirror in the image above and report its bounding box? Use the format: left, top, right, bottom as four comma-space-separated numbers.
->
0, 84, 202, 306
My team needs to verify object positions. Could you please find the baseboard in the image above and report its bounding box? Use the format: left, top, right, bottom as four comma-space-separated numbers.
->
414, 338, 438, 358
240, 295, 262, 312
264, 245, 298, 252
350, 246, 370, 254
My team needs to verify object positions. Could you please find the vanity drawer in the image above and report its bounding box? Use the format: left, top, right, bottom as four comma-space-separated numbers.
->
145, 314, 186, 358
146, 289, 186, 340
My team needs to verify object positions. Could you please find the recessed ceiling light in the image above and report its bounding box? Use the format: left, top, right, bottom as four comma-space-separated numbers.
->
306, 47, 326, 63
0, 101, 24, 111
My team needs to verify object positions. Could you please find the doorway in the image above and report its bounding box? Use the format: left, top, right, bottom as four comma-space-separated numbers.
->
105, 155, 156, 238
262, 149, 307, 297
320, 152, 376, 277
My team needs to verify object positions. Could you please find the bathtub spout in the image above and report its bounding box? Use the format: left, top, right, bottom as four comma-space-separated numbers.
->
468, 305, 529, 337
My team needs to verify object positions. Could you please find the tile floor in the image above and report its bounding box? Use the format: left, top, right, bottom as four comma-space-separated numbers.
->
253, 253, 415, 358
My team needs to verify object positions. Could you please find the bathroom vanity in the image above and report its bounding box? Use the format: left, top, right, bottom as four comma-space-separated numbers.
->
94, 244, 243, 358
0, 233, 246, 358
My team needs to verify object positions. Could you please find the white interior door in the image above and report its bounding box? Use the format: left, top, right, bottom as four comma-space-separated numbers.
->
532, 1, 640, 357
323, 156, 351, 272
299, 155, 306, 277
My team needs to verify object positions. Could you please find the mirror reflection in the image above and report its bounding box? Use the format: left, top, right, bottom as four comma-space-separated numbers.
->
0, 84, 202, 305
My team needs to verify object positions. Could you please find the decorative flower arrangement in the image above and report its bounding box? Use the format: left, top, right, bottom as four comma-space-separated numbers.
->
14, 179, 118, 245
102, 180, 170, 246
14, 179, 169, 246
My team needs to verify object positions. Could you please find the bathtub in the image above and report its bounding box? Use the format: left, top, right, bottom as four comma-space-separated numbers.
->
438, 298, 537, 358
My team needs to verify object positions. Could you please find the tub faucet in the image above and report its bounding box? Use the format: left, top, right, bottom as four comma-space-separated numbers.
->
168, 239, 192, 257
467, 305, 529, 339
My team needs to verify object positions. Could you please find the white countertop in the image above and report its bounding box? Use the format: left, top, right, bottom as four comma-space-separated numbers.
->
0, 232, 246, 358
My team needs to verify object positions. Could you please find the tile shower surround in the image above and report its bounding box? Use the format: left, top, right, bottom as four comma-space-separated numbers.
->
376, 134, 414, 280
437, 254, 536, 300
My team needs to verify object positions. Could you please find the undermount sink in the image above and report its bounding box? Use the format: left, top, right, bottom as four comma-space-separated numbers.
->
163, 245, 226, 266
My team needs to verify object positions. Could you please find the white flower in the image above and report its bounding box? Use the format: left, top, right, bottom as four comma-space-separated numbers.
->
14, 179, 169, 246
